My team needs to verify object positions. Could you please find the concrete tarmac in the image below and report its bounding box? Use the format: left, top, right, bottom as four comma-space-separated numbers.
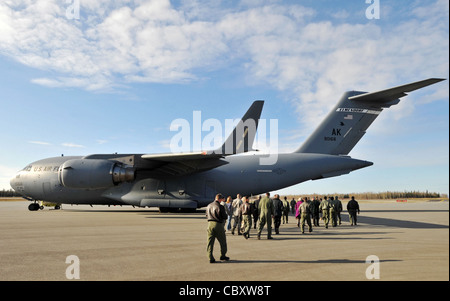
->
0, 200, 448, 281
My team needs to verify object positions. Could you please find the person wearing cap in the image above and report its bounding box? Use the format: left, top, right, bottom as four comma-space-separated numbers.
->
206, 193, 230, 263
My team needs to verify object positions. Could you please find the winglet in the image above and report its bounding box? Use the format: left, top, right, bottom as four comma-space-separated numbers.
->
212, 100, 264, 155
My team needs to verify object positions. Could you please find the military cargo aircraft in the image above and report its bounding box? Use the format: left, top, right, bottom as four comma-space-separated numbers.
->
10, 78, 445, 211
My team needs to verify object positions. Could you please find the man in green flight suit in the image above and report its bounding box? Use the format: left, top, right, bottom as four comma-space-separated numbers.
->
257, 192, 274, 240
319, 196, 330, 229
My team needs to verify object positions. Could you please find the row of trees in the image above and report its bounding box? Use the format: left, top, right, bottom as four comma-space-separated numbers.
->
0, 189, 23, 197
286, 191, 447, 200
1, 188, 447, 199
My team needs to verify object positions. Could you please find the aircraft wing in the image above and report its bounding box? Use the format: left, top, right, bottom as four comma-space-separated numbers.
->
348, 78, 445, 107
141, 151, 220, 161
139, 152, 226, 176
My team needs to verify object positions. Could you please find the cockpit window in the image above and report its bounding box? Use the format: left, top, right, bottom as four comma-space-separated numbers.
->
22, 165, 32, 172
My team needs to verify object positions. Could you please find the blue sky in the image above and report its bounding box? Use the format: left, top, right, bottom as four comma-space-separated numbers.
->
0, 0, 448, 195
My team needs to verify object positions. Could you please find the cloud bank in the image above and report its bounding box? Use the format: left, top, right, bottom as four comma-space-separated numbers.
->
0, 0, 448, 128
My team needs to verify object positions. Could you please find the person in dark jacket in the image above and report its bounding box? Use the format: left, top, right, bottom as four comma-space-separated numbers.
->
272, 194, 283, 234
252, 195, 261, 229
206, 194, 229, 263
310, 197, 321, 227
282, 196, 290, 224
347, 196, 360, 226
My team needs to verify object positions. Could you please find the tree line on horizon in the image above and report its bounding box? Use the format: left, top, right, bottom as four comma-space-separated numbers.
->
1, 188, 447, 199
283, 190, 447, 200
1, 189, 23, 197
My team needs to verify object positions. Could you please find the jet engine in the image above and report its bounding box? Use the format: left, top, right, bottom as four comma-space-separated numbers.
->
58, 159, 135, 190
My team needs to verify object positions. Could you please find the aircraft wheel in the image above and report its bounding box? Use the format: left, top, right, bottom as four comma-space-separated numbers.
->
28, 203, 39, 211
55, 205, 61, 210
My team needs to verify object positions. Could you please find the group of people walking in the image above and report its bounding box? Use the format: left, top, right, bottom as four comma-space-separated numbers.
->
224, 192, 285, 240
206, 192, 360, 263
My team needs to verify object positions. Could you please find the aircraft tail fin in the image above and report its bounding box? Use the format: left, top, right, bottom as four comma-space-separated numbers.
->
213, 100, 264, 155
295, 78, 445, 155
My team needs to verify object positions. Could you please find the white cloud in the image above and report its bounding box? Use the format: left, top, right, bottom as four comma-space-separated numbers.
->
0, 0, 447, 121
28, 141, 52, 145
62, 142, 85, 148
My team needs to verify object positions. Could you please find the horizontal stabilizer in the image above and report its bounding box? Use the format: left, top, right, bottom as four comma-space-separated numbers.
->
348, 78, 445, 107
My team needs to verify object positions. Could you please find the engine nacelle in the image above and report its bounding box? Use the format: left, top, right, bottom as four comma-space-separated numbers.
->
58, 159, 135, 190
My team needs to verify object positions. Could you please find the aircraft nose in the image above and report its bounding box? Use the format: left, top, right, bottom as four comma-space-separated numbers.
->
10, 174, 17, 190
10, 171, 22, 191
10, 176, 15, 190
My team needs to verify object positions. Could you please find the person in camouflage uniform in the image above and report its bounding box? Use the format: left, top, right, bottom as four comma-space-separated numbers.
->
329, 196, 338, 227
299, 198, 312, 234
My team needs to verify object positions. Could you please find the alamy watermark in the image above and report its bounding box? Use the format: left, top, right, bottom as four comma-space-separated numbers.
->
66, 0, 80, 20
66, 255, 80, 279
365, 0, 380, 20
169, 111, 279, 165
365, 255, 380, 279
66, 1, 380, 21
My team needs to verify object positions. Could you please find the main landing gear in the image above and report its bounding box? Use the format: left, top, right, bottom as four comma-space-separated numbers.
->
28, 202, 43, 211
28, 201, 61, 211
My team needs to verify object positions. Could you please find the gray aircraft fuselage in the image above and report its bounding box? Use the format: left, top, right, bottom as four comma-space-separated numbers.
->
10, 153, 371, 209
10, 78, 445, 211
